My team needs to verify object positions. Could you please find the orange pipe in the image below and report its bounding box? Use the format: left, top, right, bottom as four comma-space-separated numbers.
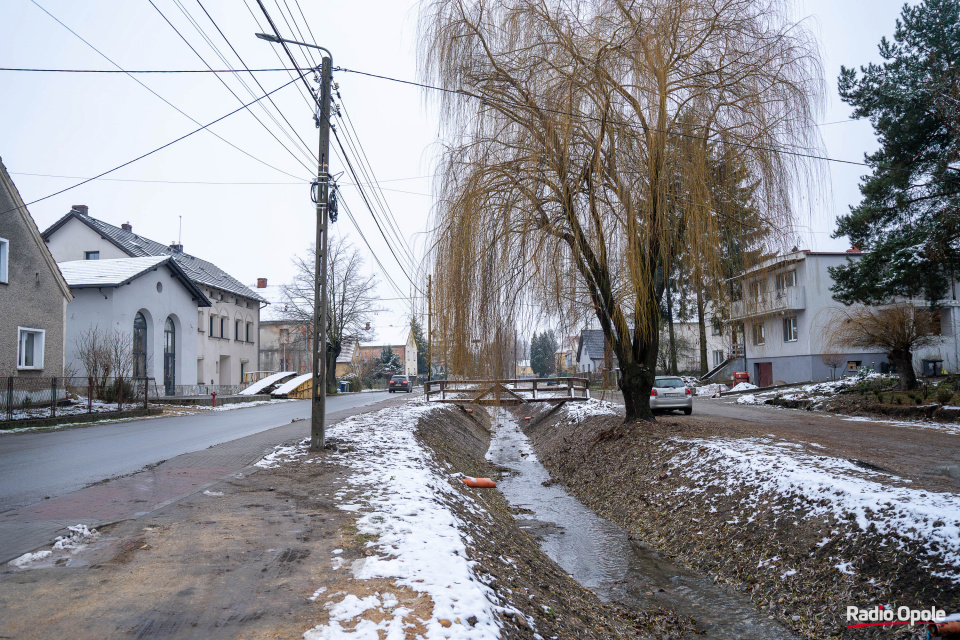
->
524, 417, 532, 421
937, 620, 960, 634
461, 477, 497, 488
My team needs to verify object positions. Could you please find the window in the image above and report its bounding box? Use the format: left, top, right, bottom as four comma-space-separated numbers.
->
133, 312, 147, 377
711, 319, 722, 336
847, 360, 861, 371
776, 270, 797, 291
753, 322, 765, 346
17, 327, 45, 370
0, 236, 8, 283
209, 314, 216, 337
235, 319, 242, 341
783, 316, 798, 342
84, 251, 100, 260
220, 316, 227, 339
713, 350, 725, 367
749, 281, 764, 300
246, 322, 253, 342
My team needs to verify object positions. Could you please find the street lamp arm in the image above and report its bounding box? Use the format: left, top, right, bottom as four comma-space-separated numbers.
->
254, 33, 332, 63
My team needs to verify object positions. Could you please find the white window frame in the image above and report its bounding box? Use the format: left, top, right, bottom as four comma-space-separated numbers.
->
783, 317, 798, 342
753, 322, 765, 346
776, 270, 797, 291
0, 236, 8, 283
713, 350, 725, 367
17, 327, 45, 370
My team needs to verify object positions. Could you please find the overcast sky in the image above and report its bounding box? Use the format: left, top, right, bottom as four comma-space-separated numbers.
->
0, 0, 909, 333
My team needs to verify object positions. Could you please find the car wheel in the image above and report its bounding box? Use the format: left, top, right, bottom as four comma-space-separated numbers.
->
683, 407, 692, 415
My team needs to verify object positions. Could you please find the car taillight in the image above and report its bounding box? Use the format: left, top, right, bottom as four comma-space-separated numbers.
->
650, 389, 657, 397
685, 388, 692, 395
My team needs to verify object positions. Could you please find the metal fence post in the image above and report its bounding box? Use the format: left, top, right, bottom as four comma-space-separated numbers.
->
51, 377, 57, 418
143, 377, 148, 410
88, 377, 93, 414
6, 377, 12, 421
118, 376, 124, 411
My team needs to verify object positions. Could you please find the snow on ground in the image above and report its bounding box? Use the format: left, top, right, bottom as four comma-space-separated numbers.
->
729, 382, 758, 392
257, 400, 528, 639
672, 437, 960, 582
562, 399, 621, 423
7, 524, 100, 569
696, 383, 728, 397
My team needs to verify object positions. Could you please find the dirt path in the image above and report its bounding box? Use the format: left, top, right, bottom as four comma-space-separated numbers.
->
604, 392, 960, 494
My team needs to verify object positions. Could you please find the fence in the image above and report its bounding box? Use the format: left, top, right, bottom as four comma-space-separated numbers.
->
3, 376, 152, 422
424, 377, 590, 404
159, 384, 245, 398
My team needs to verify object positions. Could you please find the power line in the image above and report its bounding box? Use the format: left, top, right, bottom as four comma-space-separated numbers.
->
27, 0, 306, 183
0, 66, 300, 73
148, 0, 316, 174
0, 73, 308, 217
333, 66, 882, 172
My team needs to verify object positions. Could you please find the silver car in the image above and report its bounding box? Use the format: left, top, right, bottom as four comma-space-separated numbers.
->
650, 376, 693, 415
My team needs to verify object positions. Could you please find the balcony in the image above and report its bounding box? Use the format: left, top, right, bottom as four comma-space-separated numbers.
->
731, 286, 806, 319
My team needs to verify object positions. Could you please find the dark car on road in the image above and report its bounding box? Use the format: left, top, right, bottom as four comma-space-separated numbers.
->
389, 375, 413, 393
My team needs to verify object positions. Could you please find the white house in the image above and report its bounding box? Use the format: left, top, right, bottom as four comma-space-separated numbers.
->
59, 257, 211, 395
43, 206, 266, 389
712, 249, 932, 386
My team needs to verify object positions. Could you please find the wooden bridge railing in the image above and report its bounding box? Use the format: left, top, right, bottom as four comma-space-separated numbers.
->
423, 378, 590, 404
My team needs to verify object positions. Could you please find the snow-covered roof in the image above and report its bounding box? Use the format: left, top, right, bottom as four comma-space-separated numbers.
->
43, 209, 266, 303
58, 256, 211, 306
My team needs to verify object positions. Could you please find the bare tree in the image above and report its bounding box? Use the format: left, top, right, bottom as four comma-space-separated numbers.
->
73, 326, 136, 400
419, 0, 824, 420
820, 352, 844, 381
283, 235, 381, 392
825, 303, 940, 390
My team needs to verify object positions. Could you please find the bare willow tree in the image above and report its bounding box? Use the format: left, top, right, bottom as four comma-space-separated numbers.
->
283, 235, 381, 392
73, 326, 136, 400
826, 303, 940, 390
419, 0, 824, 420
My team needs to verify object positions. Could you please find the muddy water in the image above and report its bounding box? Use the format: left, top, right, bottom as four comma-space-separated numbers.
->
487, 409, 794, 639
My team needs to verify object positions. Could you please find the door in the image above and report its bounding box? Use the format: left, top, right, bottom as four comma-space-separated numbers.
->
755, 362, 773, 387
163, 317, 176, 395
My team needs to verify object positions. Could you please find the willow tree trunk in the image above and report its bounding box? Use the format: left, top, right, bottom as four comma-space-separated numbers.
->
696, 288, 708, 376
889, 349, 918, 390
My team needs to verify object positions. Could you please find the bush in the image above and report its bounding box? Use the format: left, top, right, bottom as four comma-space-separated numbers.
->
936, 388, 954, 405
104, 379, 135, 404
893, 395, 903, 405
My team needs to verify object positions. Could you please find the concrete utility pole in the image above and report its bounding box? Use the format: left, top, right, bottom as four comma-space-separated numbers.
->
256, 15, 333, 452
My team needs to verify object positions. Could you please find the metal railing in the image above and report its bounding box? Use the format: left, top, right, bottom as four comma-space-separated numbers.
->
424, 377, 590, 404
3, 376, 152, 422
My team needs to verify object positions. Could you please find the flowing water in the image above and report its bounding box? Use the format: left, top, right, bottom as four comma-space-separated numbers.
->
486, 409, 795, 639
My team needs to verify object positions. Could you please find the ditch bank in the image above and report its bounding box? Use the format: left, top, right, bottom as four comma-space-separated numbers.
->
413, 404, 688, 639
516, 401, 960, 640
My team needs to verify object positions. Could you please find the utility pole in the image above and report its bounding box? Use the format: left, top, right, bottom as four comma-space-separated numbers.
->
255, 17, 333, 452
427, 274, 432, 382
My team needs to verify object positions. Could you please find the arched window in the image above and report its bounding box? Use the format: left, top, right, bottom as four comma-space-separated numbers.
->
163, 317, 176, 395
133, 312, 147, 377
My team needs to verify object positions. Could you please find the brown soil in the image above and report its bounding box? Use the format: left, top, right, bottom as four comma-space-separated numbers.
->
0, 403, 687, 639
517, 402, 960, 640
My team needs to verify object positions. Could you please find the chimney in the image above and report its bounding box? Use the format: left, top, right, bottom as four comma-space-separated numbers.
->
121, 222, 132, 232
169, 242, 183, 253
257, 278, 268, 289
72, 205, 89, 216
846, 246, 862, 254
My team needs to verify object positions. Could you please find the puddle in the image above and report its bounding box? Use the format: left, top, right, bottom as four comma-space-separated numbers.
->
486, 409, 794, 639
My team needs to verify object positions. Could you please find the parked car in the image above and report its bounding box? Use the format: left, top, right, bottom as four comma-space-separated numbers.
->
389, 375, 413, 393
650, 376, 693, 415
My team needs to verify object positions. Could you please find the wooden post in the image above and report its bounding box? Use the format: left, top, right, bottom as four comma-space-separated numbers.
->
6, 377, 13, 421
50, 377, 57, 418
118, 376, 124, 411
88, 377, 93, 413
143, 377, 149, 410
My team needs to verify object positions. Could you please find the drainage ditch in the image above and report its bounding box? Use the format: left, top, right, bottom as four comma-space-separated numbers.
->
487, 408, 795, 639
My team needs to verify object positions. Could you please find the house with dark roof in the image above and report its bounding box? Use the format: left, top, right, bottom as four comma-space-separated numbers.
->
0, 159, 72, 377
43, 206, 266, 389
59, 256, 211, 394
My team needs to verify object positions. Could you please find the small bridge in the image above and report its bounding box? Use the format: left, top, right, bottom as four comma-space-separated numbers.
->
424, 378, 590, 405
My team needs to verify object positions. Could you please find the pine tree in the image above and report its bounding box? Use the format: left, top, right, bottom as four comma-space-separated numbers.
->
830, 0, 960, 305
411, 317, 429, 376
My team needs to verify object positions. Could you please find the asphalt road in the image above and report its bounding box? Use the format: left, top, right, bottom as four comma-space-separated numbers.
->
0, 392, 395, 514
